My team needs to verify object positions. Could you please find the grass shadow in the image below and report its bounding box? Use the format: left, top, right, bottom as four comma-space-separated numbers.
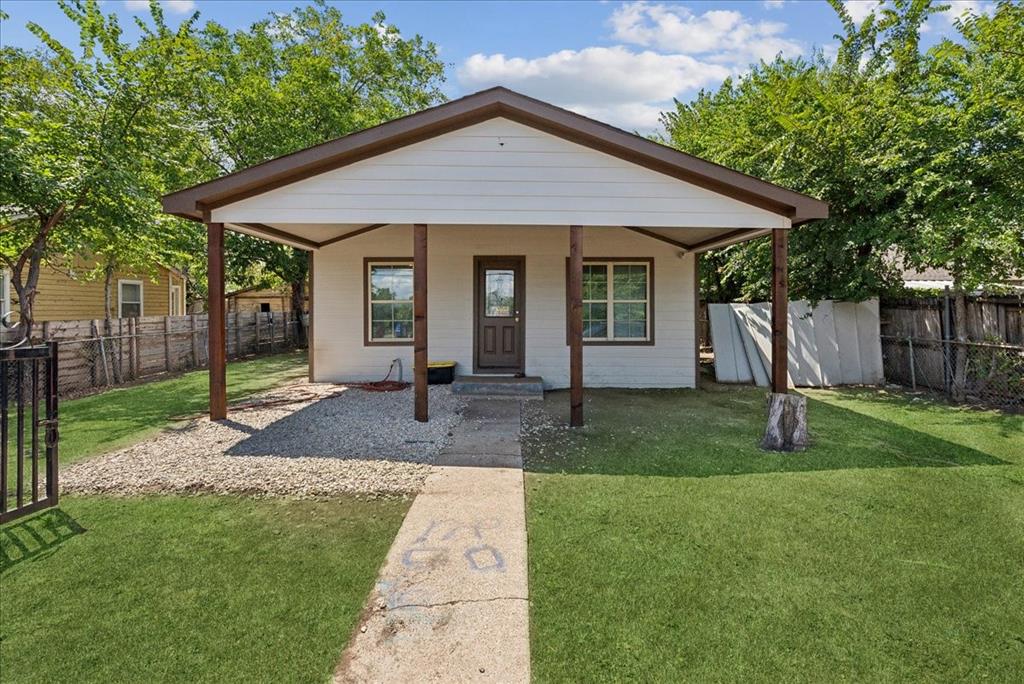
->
1, 507, 86, 571
523, 384, 1020, 478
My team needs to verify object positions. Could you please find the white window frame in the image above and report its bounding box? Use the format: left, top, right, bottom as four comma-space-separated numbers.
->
582, 261, 651, 342
1, 268, 10, 319
118, 279, 144, 318
169, 283, 183, 316
366, 260, 414, 344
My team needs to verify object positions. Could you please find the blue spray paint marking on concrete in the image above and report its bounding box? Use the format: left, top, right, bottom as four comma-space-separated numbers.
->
401, 547, 446, 569
403, 518, 508, 573
464, 544, 506, 572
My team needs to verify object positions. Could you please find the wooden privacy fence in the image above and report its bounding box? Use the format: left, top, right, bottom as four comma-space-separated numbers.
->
882, 295, 1024, 346
29, 311, 306, 398
880, 295, 1024, 409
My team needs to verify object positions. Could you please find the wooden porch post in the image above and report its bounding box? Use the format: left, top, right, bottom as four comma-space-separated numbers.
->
694, 252, 701, 390
569, 224, 583, 427
414, 223, 428, 422
762, 227, 808, 451
771, 228, 788, 393
307, 249, 315, 382
207, 221, 227, 420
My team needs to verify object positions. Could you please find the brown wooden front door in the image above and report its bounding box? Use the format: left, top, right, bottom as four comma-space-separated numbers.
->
475, 256, 525, 373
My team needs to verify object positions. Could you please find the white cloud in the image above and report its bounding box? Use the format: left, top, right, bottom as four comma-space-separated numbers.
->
460, 47, 729, 106
844, 0, 992, 27
764, 0, 786, 9
457, 1, 804, 132
843, 1, 883, 23
608, 1, 802, 66
939, 0, 994, 24
458, 46, 730, 129
123, 0, 196, 13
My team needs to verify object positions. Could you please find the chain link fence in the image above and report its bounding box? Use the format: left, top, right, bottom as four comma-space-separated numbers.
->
35, 312, 306, 399
881, 335, 1024, 410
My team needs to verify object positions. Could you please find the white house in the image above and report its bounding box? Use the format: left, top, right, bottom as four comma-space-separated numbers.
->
163, 87, 827, 428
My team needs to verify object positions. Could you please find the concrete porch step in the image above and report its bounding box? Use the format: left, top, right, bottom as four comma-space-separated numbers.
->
451, 375, 544, 399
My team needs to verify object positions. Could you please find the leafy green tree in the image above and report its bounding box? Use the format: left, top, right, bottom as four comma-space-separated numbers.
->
662, 0, 1021, 312
903, 1, 1024, 396
177, 1, 447, 327
0, 0, 195, 330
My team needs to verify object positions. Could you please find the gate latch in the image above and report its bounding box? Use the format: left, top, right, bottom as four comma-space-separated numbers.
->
37, 418, 59, 447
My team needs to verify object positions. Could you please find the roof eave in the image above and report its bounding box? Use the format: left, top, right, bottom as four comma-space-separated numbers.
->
161, 87, 830, 224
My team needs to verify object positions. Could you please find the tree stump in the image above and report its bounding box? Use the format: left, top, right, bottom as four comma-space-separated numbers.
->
761, 392, 809, 451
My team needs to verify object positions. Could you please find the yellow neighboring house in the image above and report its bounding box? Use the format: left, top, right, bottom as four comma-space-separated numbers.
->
1, 257, 187, 322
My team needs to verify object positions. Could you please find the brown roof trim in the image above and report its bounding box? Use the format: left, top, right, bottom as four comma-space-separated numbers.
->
688, 228, 772, 253
235, 223, 320, 251
624, 227, 692, 251
318, 224, 389, 248
162, 87, 828, 225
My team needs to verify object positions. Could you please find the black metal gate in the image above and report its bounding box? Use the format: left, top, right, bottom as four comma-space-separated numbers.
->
1, 343, 59, 524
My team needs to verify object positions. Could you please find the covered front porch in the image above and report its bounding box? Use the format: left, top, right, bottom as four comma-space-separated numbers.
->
162, 87, 827, 445
199, 221, 791, 427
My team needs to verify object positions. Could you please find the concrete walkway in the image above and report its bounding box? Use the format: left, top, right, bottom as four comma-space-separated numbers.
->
335, 400, 529, 683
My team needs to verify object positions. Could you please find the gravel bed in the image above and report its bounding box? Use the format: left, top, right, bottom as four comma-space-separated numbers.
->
63, 382, 466, 498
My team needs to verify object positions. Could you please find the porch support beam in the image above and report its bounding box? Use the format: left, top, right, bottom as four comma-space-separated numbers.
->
414, 223, 428, 422
307, 249, 315, 382
317, 223, 389, 248
569, 224, 584, 427
761, 227, 808, 451
770, 228, 788, 394
235, 222, 320, 250
623, 226, 690, 251
689, 228, 771, 254
207, 221, 227, 420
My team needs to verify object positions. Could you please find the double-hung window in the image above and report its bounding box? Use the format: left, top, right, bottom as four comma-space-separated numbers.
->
1, 269, 9, 320
118, 280, 143, 318
366, 260, 414, 344
575, 260, 652, 343
169, 284, 183, 316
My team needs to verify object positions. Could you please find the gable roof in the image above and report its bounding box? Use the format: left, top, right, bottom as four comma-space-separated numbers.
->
163, 86, 828, 225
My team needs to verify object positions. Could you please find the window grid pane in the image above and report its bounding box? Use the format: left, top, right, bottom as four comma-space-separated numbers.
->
610, 263, 648, 340
369, 263, 414, 341
120, 283, 141, 303
582, 265, 610, 340
579, 263, 649, 341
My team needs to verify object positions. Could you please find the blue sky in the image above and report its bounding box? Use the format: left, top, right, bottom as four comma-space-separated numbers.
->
0, 0, 991, 132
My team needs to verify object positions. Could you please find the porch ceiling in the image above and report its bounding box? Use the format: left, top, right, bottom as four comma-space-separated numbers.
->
227, 222, 769, 253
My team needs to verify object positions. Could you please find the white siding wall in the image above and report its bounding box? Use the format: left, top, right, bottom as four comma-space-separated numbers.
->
312, 225, 696, 389
212, 118, 787, 229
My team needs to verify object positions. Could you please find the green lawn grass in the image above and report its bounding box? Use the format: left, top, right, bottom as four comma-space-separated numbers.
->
58, 350, 307, 465
525, 385, 1024, 681
1, 494, 408, 683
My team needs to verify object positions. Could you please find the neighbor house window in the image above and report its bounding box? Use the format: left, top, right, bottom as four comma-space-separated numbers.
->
568, 259, 653, 344
119, 280, 143, 318
169, 284, 182, 316
1, 269, 9, 319
366, 260, 414, 344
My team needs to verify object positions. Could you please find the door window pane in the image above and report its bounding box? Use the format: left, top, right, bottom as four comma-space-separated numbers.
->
484, 269, 515, 317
